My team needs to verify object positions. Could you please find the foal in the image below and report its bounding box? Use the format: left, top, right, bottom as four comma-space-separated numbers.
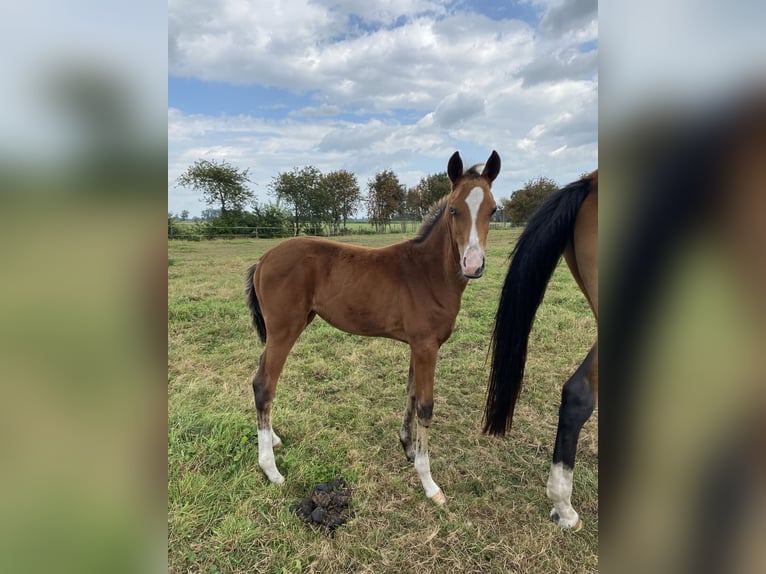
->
246, 151, 500, 504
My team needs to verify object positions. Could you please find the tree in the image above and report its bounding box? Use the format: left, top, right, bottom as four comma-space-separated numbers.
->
498, 197, 513, 223
270, 166, 323, 236
200, 208, 220, 221
168, 212, 177, 238
401, 172, 451, 220
249, 202, 292, 238
180, 209, 189, 221
176, 159, 254, 219
322, 170, 361, 234
505, 176, 559, 225
417, 172, 451, 215
367, 170, 406, 232
303, 167, 330, 235
402, 187, 423, 220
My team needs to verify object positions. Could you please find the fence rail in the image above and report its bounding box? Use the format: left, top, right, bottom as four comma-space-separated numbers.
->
168, 222, 516, 240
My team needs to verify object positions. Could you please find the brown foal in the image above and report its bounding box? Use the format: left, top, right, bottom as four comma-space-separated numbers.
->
245, 151, 500, 504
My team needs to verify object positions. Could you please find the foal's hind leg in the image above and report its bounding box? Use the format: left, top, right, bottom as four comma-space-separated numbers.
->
547, 343, 597, 529
399, 360, 417, 462
252, 322, 307, 485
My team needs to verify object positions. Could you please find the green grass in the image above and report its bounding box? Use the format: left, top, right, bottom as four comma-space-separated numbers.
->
168, 229, 598, 573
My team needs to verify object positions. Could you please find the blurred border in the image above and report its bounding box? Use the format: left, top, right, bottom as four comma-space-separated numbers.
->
0, 2, 167, 573
2, 1, 765, 572
601, 2, 766, 572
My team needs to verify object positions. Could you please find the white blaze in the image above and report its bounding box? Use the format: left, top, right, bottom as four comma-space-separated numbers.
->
465, 186, 484, 247
461, 187, 485, 275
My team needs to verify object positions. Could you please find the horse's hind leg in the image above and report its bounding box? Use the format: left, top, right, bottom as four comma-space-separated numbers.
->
399, 360, 417, 462
547, 343, 597, 529
252, 321, 307, 485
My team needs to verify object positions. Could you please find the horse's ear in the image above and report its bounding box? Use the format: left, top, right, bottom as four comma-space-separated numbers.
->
482, 150, 501, 183
447, 151, 463, 183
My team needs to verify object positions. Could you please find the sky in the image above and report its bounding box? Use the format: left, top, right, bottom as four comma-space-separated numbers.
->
168, 0, 598, 217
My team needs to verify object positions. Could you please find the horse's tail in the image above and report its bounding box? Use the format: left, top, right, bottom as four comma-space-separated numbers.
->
245, 263, 267, 344
483, 173, 595, 436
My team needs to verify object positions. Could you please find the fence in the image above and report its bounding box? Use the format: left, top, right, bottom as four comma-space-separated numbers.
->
168, 221, 516, 241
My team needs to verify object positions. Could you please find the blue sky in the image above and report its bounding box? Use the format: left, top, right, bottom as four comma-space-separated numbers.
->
169, 0, 597, 216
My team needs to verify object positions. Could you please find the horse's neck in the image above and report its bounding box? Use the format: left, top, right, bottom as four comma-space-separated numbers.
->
409, 216, 466, 292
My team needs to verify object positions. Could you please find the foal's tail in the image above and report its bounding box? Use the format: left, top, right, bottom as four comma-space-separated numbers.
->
483, 173, 595, 436
245, 263, 267, 344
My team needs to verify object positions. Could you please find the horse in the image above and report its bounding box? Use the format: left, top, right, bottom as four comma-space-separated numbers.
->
482, 170, 598, 529
245, 150, 501, 505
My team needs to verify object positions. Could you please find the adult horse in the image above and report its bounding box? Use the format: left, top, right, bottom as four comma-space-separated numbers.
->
483, 171, 597, 529
246, 151, 500, 505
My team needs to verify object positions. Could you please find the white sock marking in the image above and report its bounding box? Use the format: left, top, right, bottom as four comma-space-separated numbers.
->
414, 424, 441, 499
546, 462, 579, 527
258, 428, 285, 484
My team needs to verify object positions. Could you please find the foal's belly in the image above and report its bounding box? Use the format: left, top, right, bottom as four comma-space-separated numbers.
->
313, 300, 406, 341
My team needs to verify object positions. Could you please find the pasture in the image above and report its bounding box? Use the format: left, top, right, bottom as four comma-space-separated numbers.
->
168, 229, 598, 573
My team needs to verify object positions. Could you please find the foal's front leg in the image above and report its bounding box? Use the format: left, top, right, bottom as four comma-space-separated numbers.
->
399, 360, 416, 462
411, 343, 446, 506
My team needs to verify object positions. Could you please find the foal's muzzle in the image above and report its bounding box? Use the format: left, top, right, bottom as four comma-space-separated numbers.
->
463, 264, 485, 279
462, 246, 485, 278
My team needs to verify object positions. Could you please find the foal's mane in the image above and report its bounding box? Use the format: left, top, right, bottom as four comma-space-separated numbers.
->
465, 163, 484, 176
413, 196, 449, 243
412, 163, 487, 243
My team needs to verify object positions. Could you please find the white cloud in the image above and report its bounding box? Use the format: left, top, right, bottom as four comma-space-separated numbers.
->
290, 104, 341, 117
432, 92, 486, 128
168, 0, 598, 215
325, 0, 447, 23
318, 119, 395, 152
169, 2, 535, 113
538, 0, 597, 38
520, 48, 597, 87
169, 80, 597, 215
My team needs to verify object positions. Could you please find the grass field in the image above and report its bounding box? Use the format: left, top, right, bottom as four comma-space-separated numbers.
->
168, 229, 598, 573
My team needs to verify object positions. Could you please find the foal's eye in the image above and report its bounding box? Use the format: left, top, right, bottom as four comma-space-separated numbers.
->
449, 207, 457, 216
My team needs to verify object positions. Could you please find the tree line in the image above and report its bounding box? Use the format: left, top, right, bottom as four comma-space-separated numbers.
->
170, 158, 562, 238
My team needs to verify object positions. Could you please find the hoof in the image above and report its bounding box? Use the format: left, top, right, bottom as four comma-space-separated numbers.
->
550, 509, 582, 530
430, 490, 447, 506
399, 440, 415, 463
262, 467, 285, 485
269, 473, 285, 485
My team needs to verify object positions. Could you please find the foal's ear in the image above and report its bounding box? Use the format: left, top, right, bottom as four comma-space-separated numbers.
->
482, 150, 501, 183
447, 151, 463, 183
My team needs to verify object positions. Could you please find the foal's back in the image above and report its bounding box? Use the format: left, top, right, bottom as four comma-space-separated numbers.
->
255, 236, 412, 340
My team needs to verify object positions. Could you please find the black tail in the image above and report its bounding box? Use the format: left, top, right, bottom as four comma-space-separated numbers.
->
245, 263, 267, 344
483, 174, 594, 436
